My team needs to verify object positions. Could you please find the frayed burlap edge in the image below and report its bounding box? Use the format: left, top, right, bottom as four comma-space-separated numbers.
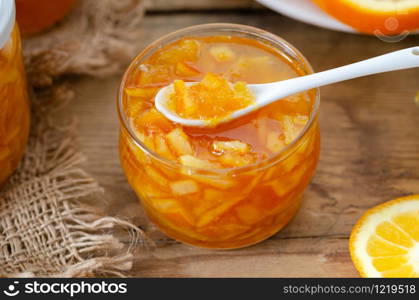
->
0, 89, 151, 277
0, 0, 149, 277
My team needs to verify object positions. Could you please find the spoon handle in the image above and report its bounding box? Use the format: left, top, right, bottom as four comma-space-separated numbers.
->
255, 46, 419, 105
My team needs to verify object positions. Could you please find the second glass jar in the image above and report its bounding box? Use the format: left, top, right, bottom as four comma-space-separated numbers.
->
0, 0, 30, 187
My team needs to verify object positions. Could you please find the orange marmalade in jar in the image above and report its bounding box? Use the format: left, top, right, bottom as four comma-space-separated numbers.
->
0, 0, 30, 187
15, 0, 76, 36
118, 24, 320, 249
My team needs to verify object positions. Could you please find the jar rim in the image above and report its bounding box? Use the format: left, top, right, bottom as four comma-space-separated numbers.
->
117, 23, 321, 175
0, 0, 15, 49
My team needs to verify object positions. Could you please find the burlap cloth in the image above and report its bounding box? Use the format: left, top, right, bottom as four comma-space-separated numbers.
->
0, 0, 149, 277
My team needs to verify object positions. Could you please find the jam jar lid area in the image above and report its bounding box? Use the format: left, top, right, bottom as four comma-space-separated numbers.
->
0, 0, 15, 49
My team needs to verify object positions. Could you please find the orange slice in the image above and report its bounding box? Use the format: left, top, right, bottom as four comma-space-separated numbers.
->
312, 0, 419, 35
16, 0, 77, 36
350, 195, 419, 277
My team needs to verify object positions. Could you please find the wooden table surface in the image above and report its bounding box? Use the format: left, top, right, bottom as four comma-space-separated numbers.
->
63, 1, 419, 277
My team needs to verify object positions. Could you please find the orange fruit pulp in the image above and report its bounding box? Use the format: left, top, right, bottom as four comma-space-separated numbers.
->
167, 73, 255, 122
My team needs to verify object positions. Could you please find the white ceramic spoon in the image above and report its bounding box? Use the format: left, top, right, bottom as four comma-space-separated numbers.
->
155, 46, 419, 127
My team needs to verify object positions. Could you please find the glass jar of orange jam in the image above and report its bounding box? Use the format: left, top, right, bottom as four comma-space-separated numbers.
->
118, 24, 320, 249
0, 0, 30, 187
15, 0, 76, 36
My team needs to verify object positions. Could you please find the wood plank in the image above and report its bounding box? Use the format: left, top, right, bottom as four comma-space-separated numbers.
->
144, 0, 262, 11
61, 11, 419, 277
132, 237, 358, 277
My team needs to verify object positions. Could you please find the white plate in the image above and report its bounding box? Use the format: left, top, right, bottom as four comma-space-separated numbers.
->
256, 0, 357, 33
